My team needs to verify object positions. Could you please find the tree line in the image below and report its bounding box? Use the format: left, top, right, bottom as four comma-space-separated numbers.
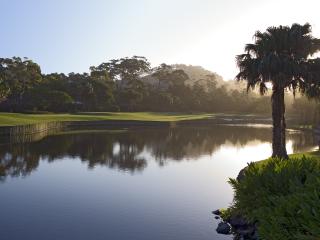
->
0, 56, 319, 120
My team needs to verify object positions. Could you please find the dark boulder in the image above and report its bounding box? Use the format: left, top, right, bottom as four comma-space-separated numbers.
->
229, 215, 247, 228
212, 209, 221, 216
216, 222, 231, 235
237, 167, 247, 182
236, 226, 256, 238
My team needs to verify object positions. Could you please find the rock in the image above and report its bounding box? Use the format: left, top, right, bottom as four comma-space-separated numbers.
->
212, 209, 221, 216
214, 216, 220, 220
251, 230, 259, 240
216, 222, 231, 235
237, 167, 247, 182
229, 215, 247, 228
236, 226, 255, 237
215, 212, 259, 239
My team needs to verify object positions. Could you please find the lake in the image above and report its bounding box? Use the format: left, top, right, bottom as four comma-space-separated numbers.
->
0, 125, 315, 240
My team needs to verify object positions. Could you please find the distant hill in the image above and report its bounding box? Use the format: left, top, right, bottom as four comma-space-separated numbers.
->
141, 64, 223, 89
173, 64, 250, 92
172, 64, 224, 86
141, 63, 248, 92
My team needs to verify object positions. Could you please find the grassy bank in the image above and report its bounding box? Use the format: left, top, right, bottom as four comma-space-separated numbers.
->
226, 152, 320, 239
0, 112, 215, 126
0, 112, 272, 127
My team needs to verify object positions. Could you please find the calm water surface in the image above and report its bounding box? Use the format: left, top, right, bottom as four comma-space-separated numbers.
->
0, 125, 315, 240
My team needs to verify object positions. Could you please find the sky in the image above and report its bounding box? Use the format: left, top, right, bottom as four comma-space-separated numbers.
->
1, 0, 320, 80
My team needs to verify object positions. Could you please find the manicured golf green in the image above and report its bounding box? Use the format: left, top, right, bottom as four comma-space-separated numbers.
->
0, 112, 215, 126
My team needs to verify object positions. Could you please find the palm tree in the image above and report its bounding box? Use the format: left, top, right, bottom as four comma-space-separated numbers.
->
236, 23, 320, 159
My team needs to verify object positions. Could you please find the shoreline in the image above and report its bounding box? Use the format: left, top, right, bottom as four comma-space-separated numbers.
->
0, 117, 275, 143
0, 112, 311, 145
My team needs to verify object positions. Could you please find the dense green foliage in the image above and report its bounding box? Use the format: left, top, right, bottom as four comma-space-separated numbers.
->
228, 156, 320, 239
1, 56, 316, 117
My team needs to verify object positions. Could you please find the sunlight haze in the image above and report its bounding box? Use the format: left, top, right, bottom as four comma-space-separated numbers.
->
1, 0, 320, 80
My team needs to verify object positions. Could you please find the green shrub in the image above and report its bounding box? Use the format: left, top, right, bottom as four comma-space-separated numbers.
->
228, 156, 320, 240
219, 207, 234, 220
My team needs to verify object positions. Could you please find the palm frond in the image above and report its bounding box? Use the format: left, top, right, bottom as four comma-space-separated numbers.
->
235, 23, 320, 97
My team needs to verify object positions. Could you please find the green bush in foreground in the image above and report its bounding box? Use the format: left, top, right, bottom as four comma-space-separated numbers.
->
228, 156, 320, 240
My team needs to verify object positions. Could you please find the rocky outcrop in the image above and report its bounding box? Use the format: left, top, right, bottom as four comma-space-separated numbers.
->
213, 162, 260, 240
212, 164, 259, 239
213, 210, 259, 239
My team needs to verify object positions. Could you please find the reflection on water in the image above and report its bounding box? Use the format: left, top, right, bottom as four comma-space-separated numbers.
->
0, 126, 314, 181
0, 125, 316, 240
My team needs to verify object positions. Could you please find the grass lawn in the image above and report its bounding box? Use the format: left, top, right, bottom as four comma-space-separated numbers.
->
253, 150, 320, 167
0, 112, 216, 126
288, 150, 320, 159
242, 151, 320, 177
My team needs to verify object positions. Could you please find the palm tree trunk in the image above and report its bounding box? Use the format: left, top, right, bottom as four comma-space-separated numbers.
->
271, 84, 288, 159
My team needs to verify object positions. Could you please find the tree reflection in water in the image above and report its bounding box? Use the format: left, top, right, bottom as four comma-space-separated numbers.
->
0, 126, 315, 181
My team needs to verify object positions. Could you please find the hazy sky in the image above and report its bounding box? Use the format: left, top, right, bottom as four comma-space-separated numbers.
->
1, 0, 320, 80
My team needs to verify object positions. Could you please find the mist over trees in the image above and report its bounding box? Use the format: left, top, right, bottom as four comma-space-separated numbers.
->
0, 56, 318, 123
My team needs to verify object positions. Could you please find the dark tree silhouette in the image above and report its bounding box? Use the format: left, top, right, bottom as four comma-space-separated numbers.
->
236, 23, 320, 158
